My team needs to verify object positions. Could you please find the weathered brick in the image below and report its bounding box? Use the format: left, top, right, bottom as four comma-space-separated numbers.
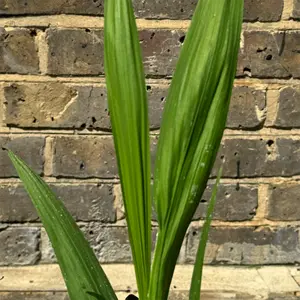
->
0, 137, 45, 177
266, 138, 300, 177
53, 136, 300, 179
52, 136, 117, 178
46, 29, 104, 76
241, 31, 287, 78
0, 183, 116, 222
271, 87, 300, 128
3, 82, 265, 130
3, 82, 166, 130
213, 138, 267, 178
0, 28, 39, 74
267, 183, 300, 221
213, 138, 300, 178
292, 0, 300, 19
47, 29, 300, 79
227, 86, 266, 129
0, 292, 68, 300
46, 28, 184, 76
241, 31, 300, 79
41, 225, 158, 263
52, 136, 158, 178
0, 0, 284, 22
0, 0, 103, 15
187, 226, 300, 265
194, 184, 258, 221
134, 0, 195, 19
0, 227, 40, 265
244, 0, 284, 22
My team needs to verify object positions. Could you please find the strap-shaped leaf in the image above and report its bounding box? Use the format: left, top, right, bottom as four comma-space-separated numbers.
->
149, 1, 243, 299
189, 168, 222, 300
8, 151, 117, 300
104, 0, 151, 298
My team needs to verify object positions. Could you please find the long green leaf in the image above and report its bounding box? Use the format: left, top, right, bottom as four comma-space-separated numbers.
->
8, 150, 117, 300
189, 168, 222, 300
104, 0, 151, 299
149, 1, 243, 299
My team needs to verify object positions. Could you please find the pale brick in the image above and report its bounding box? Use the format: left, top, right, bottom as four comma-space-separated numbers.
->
0, 227, 40, 266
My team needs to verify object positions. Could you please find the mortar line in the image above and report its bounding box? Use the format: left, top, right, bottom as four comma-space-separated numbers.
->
36, 29, 49, 75
3, 219, 300, 228
3, 129, 300, 136
1, 16, 300, 30
282, 0, 294, 20
1, 176, 300, 185
1, 75, 300, 87
43, 137, 54, 176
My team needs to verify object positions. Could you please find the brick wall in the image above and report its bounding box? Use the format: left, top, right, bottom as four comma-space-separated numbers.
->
0, 0, 300, 292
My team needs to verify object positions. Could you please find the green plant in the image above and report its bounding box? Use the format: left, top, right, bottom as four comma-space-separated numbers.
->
7, 0, 243, 299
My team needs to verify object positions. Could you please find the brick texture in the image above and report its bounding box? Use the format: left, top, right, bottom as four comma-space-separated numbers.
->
267, 183, 300, 221
0, 137, 45, 177
46, 28, 300, 79
0, 227, 40, 265
0, 0, 300, 294
194, 184, 258, 221
0, 28, 39, 74
187, 226, 300, 265
272, 87, 300, 128
213, 138, 300, 178
2, 83, 265, 130
0, 183, 116, 222
292, 0, 300, 19
52, 136, 158, 178
0, 0, 284, 21
41, 225, 159, 264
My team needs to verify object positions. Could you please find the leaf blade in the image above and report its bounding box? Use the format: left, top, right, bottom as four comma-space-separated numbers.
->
104, 0, 152, 298
189, 167, 222, 300
8, 150, 117, 300
149, 1, 244, 299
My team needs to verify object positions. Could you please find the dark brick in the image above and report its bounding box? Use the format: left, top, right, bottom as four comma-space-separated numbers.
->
52, 136, 158, 178
244, 0, 284, 22
3, 82, 166, 130
42, 224, 158, 263
187, 226, 300, 265
213, 138, 268, 178
47, 28, 300, 79
52, 136, 117, 178
241, 31, 288, 78
292, 0, 300, 19
241, 31, 300, 79
0, 292, 68, 300
227, 86, 266, 129
0, 0, 284, 22
268, 138, 300, 176
47, 29, 184, 76
3, 82, 267, 131
213, 138, 300, 178
273, 87, 300, 128
194, 184, 258, 221
46, 29, 104, 76
0, 137, 45, 177
134, 0, 195, 19
0, 227, 40, 265
0, 28, 39, 74
267, 183, 300, 221
0, 183, 116, 222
